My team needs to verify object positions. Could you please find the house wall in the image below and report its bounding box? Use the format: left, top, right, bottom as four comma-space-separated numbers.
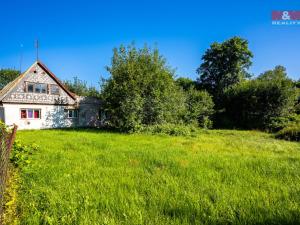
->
2, 103, 77, 130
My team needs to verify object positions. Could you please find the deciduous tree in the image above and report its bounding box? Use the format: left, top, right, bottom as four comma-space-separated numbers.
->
0, 69, 20, 89
101, 44, 186, 131
197, 37, 253, 105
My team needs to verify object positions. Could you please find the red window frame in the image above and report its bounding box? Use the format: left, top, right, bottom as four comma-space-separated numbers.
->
34, 110, 40, 119
20, 109, 41, 119
21, 109, 27, 119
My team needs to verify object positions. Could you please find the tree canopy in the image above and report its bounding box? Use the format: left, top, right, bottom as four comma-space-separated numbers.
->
63, 77, 99, 97
175, 77, 197, 91
101, 44, 186, 131
0, 69, 20, 89
223, 66, 297, 129
197, 37, 253, 104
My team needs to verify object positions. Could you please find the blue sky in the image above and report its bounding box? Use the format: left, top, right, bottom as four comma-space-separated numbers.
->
0, 0, 299, 86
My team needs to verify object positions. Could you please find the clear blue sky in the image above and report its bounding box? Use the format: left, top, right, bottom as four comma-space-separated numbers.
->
0, 0, 299, 85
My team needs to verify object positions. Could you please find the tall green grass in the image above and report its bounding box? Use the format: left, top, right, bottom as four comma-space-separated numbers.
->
15, 129, 300, 225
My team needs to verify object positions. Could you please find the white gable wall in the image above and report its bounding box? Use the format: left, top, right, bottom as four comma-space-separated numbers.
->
2, 63, 75, 105
3, 103, 77, 130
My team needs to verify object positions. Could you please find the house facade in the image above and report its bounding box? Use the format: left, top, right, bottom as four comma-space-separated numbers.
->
0, 61, 100, 130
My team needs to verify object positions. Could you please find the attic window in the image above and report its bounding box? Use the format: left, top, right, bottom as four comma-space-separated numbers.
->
27, 82, 47, 94
27, 83, 34, 93
35, 84, 47, 94
51, 85, 60, 95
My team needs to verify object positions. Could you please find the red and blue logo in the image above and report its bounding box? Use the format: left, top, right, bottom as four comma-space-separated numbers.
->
272, 11, 300, 25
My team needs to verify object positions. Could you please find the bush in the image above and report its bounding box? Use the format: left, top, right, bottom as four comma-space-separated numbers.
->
184, 88, 214, 128
275, 124, 300, 142
10, 140, 39, 167
268, 114, 300, 132
140, 123, 198, 136
223, 66, 297, 130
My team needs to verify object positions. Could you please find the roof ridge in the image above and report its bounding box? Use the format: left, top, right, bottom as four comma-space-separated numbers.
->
36, 61, 76, 99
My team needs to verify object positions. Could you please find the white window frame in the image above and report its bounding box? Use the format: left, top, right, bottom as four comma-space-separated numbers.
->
67, 109, 78, 118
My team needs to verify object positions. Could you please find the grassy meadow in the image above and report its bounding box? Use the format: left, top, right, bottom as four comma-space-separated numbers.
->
12, 129, 300, 224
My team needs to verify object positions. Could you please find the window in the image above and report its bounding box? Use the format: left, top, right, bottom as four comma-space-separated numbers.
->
41, 84, 47, 93
27, 83, 34, 93
51, 85, 59, 95
27, 83, 47, 94
21, 109, 27, 119
20, 109, 41, 119
27, 109, 33, 118
34, 110, 40, 118
35, 84, 41, 93
67, 109, 78, 118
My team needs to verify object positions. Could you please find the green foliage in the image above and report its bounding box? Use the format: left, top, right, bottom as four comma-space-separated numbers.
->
258, 65, 288, 82
0, 69, 20, 89
140, 123, 197, 136
293, 79, 300, 89
2, 169, 19, 225
175, 77, 196, 91
223, 66, 297, 130
273, 114, 300, 142
10, 140, 39, 167
268, 114, 300, 132
101, 44, 186, 131
0, 120, 8, 130
63, 76, 99, 97
294, 80, 300, 114
197, 37, 253, 104
16, 129, 300, 224
184, 88, 214, 128
275, 124, 300, 142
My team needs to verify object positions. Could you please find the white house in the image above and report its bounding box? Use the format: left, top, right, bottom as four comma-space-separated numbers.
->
0, 61, 100, 130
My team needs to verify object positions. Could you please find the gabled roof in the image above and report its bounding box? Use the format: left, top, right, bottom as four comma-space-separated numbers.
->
0, 60, 76, 102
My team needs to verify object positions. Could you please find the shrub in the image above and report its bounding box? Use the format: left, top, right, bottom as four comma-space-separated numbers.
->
140, 123, 198, 136
268, 114, 300, 132
275, 124, 300, 142
184, 88, 214, 128
10, 140, 39, 167
223, 66, 297, 130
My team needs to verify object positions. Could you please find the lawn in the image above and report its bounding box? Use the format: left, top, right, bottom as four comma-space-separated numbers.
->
13, 129, 300, 225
